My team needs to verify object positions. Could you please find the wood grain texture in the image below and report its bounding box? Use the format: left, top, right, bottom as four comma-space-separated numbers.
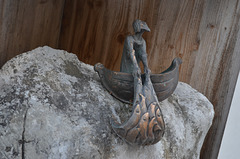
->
0, 0, 239, 158
0, 0, 65, 68
59, 0, 240, 158
198, 1, 240, 158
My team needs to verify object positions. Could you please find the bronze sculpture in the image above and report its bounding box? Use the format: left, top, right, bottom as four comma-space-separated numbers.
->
94, 20, 182, 145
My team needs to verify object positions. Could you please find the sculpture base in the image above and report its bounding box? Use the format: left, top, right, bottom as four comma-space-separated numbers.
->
0, 46, 214, 159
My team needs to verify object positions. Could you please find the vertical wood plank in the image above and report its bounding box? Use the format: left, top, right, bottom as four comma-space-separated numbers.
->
59, 0, 240, 158
200, 0, 240, 158
0, 0, 65, 68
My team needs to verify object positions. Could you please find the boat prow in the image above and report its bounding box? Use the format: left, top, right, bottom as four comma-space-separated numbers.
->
94, 58, 182, 104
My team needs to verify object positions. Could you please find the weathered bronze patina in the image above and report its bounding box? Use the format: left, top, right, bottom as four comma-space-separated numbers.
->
94, 20, 182, 145
94, 58, 182, 104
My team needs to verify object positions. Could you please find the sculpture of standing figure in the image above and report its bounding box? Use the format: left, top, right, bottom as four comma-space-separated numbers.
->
120, 19, 151, 77
111, 20, 165, 145
94, 19, 182, 145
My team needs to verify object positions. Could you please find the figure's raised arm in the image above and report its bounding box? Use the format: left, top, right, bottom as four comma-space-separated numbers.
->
140, 40, 151, 75
120, 35, 141, 76
128, 41, 141, 77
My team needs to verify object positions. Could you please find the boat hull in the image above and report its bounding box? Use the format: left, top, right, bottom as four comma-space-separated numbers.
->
94, 58, 182, 104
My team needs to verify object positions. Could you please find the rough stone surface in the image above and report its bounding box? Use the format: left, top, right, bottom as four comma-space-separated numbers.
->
0, 46, 214, 159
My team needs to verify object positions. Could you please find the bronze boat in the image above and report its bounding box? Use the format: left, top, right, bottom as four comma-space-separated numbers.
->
94, 58, 182, 104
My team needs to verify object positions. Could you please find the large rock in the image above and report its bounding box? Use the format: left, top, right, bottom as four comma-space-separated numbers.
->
0, 46, 214, 159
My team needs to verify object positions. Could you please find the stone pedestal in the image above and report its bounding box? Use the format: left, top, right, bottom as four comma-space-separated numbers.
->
0, 47, 214, 159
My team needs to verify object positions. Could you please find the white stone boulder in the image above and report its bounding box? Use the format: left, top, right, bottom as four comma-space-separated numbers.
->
0, 46, 214, 159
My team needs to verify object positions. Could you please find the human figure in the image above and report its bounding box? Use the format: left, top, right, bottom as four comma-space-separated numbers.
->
120, 19, 151, 79
112, 20, 165, 145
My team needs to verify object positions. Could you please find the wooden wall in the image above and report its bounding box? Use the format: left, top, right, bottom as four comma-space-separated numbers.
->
1, 0, 240, 158
0, 0, 65, 66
